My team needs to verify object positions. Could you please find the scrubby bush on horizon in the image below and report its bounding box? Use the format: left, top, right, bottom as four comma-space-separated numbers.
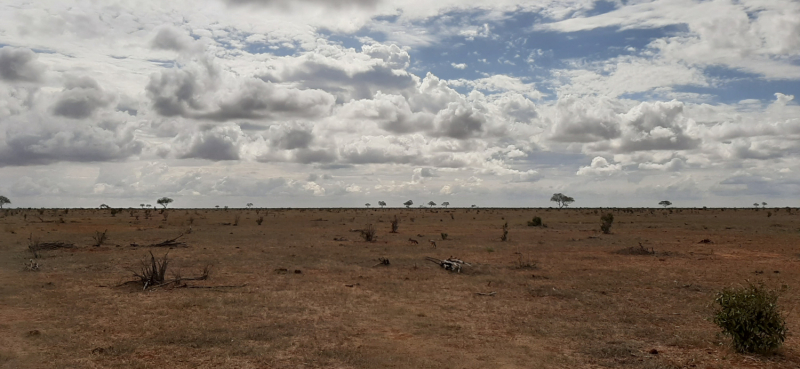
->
713, 282, 787, 354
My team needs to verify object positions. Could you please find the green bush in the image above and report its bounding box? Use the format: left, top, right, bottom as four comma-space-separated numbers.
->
712, 283, 787, 353
527, 216, 542, 227
600, 213, 614, 234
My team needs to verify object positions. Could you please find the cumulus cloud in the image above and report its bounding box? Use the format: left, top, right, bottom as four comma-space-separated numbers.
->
226, 0, 380, 10
174, 125, 244, 161
52, 76, 113, 119
258, 43, 418, 103
0, 115, 143, 166
549, 95, 622, 143
451, 62, 467, 69
0, 47, 46, 83
151, 27, 197, 52
576, 156, 622, 176
433, 101, 485, 139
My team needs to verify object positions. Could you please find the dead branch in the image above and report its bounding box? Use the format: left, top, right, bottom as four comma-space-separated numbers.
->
476, 291, 496, 296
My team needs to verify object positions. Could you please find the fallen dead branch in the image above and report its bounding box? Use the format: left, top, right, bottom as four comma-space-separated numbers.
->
476, 291, 496, 296
614, 242, 655, 255
373, 257, 390, 267
425, 256, 471, 273
131, 232, 188, 248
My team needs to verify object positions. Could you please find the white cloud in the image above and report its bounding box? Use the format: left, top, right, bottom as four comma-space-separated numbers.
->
576, 156, 621, 176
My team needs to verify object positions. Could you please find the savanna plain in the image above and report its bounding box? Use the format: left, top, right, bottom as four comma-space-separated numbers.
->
1, 206, 798, 368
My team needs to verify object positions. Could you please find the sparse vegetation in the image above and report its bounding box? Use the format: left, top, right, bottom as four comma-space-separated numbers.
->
132, 251, 170, 290
440, 233, 448, 240
358, 224, 376, 242
713, 282, 787, 354
527, 216, 542, 227
600, 213, 614, 234
390, 216, 399, 233
233, 214, 240, 226
256, 216, 264, 225
92, 229, 108, 247
500, 222, 508, 241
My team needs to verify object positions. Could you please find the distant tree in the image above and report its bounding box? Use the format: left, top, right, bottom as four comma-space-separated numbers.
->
404, 200, 413, 208
215, 205, 220, 209
99, 204, 110, 209
471, 205, 476, 208
550, 193, 575, 208
0, 195, 10, 209
365, 203, 371, 207
428, 201, 436, 208
140, 203, 145, 209
754, 203, 759, 208
246, 203, 253, 209
442, 201, 450, 208
378, 201, 386, 208
659, 200, 672, 208
157, 197, 173, 209
762, 202, 767, 208
146, 204, 152, 208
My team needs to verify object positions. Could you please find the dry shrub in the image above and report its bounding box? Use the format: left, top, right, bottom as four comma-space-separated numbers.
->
615, 243, 655, 255
92, 229, 108, 247
600, 213, 614, 234
359, 224, 376, 242
133, 251, 170, 290
256, 216, 264, 225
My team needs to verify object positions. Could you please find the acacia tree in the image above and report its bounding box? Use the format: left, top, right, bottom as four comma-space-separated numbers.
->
157, 197, 173, 209
550, 193, 575, 208
428, 201, 436, 208
762, 202, 767, 208
378, 201, 386, 208
365, 203, 371, 207
404, 200, 413, 208
247, 203, 253, 208
442, 201, 450, 208
659, 200, 672, 208
0, 195, 10, 209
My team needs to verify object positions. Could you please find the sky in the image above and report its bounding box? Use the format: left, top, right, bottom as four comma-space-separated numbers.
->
0, 0, 799, 208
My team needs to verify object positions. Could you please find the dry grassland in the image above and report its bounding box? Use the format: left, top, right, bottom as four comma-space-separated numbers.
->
1, 207, 798, 368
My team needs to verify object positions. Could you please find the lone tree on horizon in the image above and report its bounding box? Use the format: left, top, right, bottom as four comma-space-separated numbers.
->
378, 201, 386, 208
365, 203, 371, 207
550, 193, 575, 208
247, 203, 253, 208
442, 201, 450, 208
659, 200, 672, 208
157, 197, 173, 209
762, 202, 767, 208
0, 195, 10, 209
428, 201, 436, 208
404, 200, 413, 208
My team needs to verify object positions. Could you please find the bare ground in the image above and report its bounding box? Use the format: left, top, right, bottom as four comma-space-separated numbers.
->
1, 207, 798, 368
